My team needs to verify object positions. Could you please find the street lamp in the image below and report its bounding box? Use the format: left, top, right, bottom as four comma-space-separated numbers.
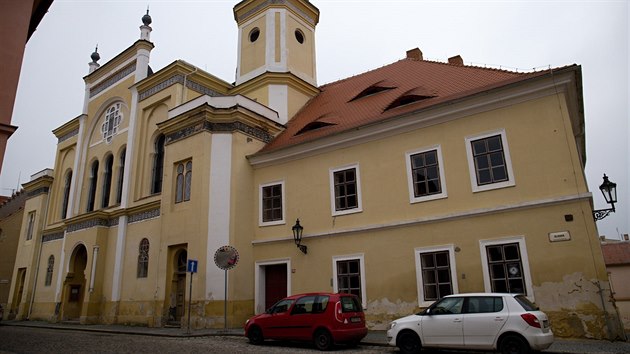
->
593, 174, 617, 221
292, 219, 307, 254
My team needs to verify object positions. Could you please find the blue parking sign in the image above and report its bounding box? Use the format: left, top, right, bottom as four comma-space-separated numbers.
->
187, 259, 198, 273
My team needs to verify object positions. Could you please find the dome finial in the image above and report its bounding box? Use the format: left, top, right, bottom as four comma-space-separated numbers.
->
90, 45, 100, 63
142, 6, 152, 26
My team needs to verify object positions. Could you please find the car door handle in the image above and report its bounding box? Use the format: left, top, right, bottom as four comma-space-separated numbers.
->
453, 318, 462, 323
494, 317, 505, 321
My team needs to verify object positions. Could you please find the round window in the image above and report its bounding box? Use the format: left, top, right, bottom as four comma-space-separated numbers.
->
295, 29, 304, 44
249, 28, 260, 43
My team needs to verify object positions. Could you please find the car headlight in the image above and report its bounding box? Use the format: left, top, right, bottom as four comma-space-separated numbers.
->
245, 319, 250, 326
387, 322, 396, 331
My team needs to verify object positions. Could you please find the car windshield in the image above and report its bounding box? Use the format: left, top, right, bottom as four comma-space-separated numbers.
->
514, 295, 539, 311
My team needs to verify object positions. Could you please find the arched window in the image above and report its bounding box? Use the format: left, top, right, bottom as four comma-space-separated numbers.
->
87, 160, 99, 211
101, 154, 113, 208
137, 238, 149, 278
184, 161, 192, 201
116, 148, 126, 204
61, 170, 72, 219
101, 103, 122, 144
45, 255, 54, 286
151, 134, 165, 194
175, 160, 193, 203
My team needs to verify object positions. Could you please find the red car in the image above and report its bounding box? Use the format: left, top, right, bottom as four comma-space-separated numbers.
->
244, 292, 368, 350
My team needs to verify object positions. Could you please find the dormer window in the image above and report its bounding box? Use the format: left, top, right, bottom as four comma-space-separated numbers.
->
385, 94, 433, 111
350, 85, 394, 102
296, 121, 336, 135
101, 103, 122, 144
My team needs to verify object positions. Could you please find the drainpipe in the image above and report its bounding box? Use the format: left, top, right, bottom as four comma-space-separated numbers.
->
180, 67, 198, 105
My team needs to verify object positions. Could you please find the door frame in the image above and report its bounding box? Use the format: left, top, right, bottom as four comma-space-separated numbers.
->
254, 259, 291, 314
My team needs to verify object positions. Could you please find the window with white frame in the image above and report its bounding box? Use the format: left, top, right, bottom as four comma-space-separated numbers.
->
137, 238, 149, 278
479, 237, 533, 299
260, 181, 284, 225
465, 129, 515, 192
329, 164, 362, 216
332, 254, 366, 308
415, 245, 458, 306
406, 146, 447, 203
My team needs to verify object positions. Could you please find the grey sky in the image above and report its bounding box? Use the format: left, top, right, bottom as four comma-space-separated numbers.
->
2, 0, 628, 239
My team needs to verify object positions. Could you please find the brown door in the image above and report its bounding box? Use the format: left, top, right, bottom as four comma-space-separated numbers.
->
265, 264, 287, 310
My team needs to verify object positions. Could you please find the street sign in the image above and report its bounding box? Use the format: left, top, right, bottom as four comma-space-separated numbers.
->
187, 259, 198, 273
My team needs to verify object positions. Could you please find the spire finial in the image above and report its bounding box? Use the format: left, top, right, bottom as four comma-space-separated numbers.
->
90, 44, 100, 63
142, 6, 152, 26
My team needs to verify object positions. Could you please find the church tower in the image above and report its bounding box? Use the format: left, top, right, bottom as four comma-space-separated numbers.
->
233, 0, 320, 124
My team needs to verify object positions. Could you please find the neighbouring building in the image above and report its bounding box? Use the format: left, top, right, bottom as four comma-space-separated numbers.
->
3, 0, 624, 339
601, 237, 630, 335
0, 190, 27, 315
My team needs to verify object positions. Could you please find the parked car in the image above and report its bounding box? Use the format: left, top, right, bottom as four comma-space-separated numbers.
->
244, 292, 368, 350
386, 293, 553, 354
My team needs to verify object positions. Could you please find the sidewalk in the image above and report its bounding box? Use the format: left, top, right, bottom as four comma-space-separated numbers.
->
1, 320, 629, 353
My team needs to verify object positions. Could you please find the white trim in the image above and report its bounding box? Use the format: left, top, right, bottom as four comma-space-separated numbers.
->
251, 192, 592, 245
478, 236, 534, 301
254, 259, 291, 314
268, 84, 288, 124
465, 129, 515, 193
206, 134, 233, 299
259, 180, 286, 227
405, 145, 448, 204
329, 163, 363, 216
414, 244, 459, 307
332, 253, 367, 309
88, 56, 137, 102
168, 94, 280, 125
111, 215, 127, 301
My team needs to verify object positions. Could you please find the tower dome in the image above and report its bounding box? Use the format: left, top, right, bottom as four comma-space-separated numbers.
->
90, 46, 100, 63
142, 9, 152, 26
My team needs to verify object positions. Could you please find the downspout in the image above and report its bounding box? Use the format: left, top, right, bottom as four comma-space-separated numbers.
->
27, 190, 51, 320
180, 67, 198, 105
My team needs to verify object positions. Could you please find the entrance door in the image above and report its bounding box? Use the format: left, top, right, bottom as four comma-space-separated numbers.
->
175, 250, 188, 322
10, 268, 26, 319
264, 264, 287, 310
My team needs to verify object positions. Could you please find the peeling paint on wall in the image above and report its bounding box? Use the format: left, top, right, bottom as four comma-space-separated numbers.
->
366, 298, 418, 330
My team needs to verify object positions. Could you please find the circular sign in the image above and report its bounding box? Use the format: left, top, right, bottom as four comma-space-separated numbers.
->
214, 245, 239, 270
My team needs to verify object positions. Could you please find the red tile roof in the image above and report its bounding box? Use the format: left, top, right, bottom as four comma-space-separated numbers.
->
601, 242, 630, 265
259, 58, 571, 153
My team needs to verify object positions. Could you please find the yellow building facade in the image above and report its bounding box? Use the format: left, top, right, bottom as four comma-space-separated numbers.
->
3, 0, 623, 339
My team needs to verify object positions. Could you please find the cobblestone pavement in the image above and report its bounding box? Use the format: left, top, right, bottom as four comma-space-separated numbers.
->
0, 326, 391, 354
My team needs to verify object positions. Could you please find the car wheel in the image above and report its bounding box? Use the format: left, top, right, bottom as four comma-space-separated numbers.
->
247, 326, 264, 345
313, 329, 334, 351
500, 334, 531, 354
398, 331, 422, 354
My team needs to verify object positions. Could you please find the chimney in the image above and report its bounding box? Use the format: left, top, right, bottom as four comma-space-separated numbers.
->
600, 235, 606, 241
406, 48, 423, 61
624, 234, 629, 241
448, 55, 464, 66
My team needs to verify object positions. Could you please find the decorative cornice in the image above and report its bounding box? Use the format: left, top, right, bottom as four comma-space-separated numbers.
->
90, 61, 137, 98
57, 128, 79, 144
42, 232, 64, 243
236, 0, 317, 26
128, 208, 160, 223
26, 187, 49, 198
67, 217, 110, 233
138, 74, 222, 102
166, 120, 274, 144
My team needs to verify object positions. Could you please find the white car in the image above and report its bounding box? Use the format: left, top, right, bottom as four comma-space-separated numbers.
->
387, 293, 553, 354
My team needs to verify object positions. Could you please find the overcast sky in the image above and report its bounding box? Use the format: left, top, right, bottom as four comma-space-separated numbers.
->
2, 0, 628, 239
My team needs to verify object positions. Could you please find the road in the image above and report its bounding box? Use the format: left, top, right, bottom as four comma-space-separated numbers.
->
0, 325, 397, 354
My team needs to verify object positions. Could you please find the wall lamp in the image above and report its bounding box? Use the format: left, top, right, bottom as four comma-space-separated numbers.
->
593, 174, 617, 221
292, 219, 307, 254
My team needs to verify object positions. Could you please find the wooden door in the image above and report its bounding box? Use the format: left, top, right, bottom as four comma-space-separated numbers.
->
264, 264, 287, 310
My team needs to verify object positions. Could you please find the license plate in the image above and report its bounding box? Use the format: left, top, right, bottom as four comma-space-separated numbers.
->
350, 317, 361, 323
